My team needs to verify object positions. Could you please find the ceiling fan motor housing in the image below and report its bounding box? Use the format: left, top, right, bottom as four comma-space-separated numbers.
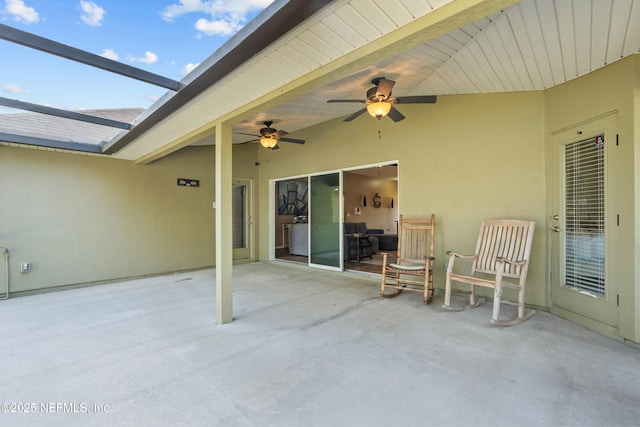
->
260, 126, 277, 136
367, 86, 390, 102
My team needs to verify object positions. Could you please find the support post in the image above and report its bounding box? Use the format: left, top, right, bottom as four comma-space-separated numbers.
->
215, 122, 233, 323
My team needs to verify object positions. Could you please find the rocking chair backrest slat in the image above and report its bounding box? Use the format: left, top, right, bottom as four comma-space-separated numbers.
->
472, 219, 535, 278
397, 215, 435, 265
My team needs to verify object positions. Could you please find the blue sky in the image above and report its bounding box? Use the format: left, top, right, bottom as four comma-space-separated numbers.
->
1, 0, 273, 112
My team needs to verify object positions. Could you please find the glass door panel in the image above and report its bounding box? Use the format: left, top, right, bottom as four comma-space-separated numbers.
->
232, 179, 252, 260
309, 173, 341, 269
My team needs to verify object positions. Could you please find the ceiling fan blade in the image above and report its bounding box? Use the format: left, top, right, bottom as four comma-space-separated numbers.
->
394, 95, 437, 104
327, 99, 366, 103
238, 139, 259, 144
387, 106, 405, 122
237, 132, 261, 137
280, 136, 305, 144
343, 108, 367, 122
376, 78, 395, 98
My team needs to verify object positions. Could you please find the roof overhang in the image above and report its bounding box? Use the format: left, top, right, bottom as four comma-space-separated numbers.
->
111, 0, 518, 163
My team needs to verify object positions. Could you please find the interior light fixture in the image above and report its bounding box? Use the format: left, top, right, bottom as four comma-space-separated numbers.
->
260, 136, 278, 148
366, 101, 392, 119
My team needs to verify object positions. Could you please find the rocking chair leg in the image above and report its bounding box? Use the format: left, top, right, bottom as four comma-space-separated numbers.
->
380, 274, 405, 299
424, 286, 434, 305
518, 287, 525, 318
443, 274, 452, 307
492, 289, 502, 323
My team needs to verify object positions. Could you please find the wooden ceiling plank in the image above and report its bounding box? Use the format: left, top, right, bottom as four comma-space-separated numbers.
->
520, 0, 555, 84
622, 0, 640, 55
464, 40, 506, 92
607, 0, 633, 64
554, 0, 577, 79
536, 0, 566, 86
573, 0, 592, 77
307, 21, 354, 55
494, 14, 536, 91
374, 0, 414, 26
590, 0, 611, 70
507, 6, 545, 90
334, 3, 383, 41
481, 24, 521, 91
299, 25, 343, 60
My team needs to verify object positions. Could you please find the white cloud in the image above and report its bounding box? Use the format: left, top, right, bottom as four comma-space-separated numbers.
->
3, 83, 25, 94
160, 0, 273, 36
99, 49, 118, 60
5, 0, 39, 23
79, 1, 105, 26
195, 17, 241, 36
130, 51, 158, 64
161, 0, 208, 21
181, 62, 199, 77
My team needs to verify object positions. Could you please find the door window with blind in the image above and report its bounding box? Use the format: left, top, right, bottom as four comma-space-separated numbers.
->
564, 135, 605, 296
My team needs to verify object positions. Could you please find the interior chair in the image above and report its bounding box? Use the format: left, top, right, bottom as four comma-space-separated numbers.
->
443, 219, 536, 326
380, 214, 435, 304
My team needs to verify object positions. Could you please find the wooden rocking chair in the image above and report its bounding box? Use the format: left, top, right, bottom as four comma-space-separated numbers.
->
443, 219, 535, 326
380, 214, 435, 304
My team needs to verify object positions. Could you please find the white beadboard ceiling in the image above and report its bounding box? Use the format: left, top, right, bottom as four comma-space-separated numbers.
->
115, 0, 640, 161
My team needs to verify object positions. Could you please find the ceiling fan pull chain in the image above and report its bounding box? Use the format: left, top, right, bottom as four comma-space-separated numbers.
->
378, 129, 382, 140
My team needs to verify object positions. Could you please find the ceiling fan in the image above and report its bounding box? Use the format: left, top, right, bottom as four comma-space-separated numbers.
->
238, 121, 305, 150
327, 77, 437, 122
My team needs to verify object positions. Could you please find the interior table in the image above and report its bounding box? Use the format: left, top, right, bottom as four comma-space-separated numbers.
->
345, 234, 372, 262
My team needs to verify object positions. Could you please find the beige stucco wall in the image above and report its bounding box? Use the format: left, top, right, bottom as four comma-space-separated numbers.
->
2, 56, 638, 343
256, 90, 547, 305
0, 144, 257, 294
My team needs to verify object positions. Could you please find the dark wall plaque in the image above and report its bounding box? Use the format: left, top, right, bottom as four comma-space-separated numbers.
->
177, 178, 199, 187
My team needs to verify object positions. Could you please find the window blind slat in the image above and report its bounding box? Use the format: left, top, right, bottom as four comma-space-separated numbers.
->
564, 135, 605, 296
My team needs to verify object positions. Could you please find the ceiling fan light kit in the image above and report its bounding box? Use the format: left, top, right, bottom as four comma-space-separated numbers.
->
367, 101, 392, 119
238, 120, 305, 150
328, 77, 437, 123
260, 136, 278, 148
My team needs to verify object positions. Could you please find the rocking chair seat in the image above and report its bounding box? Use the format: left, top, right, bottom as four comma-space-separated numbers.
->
387, 263, 428, 272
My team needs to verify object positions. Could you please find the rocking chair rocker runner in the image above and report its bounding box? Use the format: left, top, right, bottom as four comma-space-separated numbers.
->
443, 219, 536, 326
380, 214, 435, 304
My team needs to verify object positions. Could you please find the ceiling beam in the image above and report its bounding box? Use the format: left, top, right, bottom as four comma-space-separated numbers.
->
0, 132, 104, 153
0, 23, 184, 91
0, 97, 133, 130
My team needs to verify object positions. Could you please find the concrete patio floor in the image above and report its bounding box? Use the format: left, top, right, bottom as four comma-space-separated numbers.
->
0, 262, 638, 427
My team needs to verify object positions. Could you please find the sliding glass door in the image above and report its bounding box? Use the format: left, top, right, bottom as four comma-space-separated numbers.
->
309, 173, 341, 269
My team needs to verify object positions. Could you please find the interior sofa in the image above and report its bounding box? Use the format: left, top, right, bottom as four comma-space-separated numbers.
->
343, 222, 398, 260
363, 227, 399, 251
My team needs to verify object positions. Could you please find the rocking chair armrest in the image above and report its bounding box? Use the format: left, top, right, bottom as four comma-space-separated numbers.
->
496, 257, 528, 267
445, 251, 476, 259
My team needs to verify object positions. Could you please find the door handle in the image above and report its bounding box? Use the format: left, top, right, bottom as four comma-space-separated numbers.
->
551, 226, 561, 232
552, 215, 560, 220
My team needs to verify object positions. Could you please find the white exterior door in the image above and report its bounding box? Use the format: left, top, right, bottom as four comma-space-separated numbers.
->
232, 178, 253, 261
